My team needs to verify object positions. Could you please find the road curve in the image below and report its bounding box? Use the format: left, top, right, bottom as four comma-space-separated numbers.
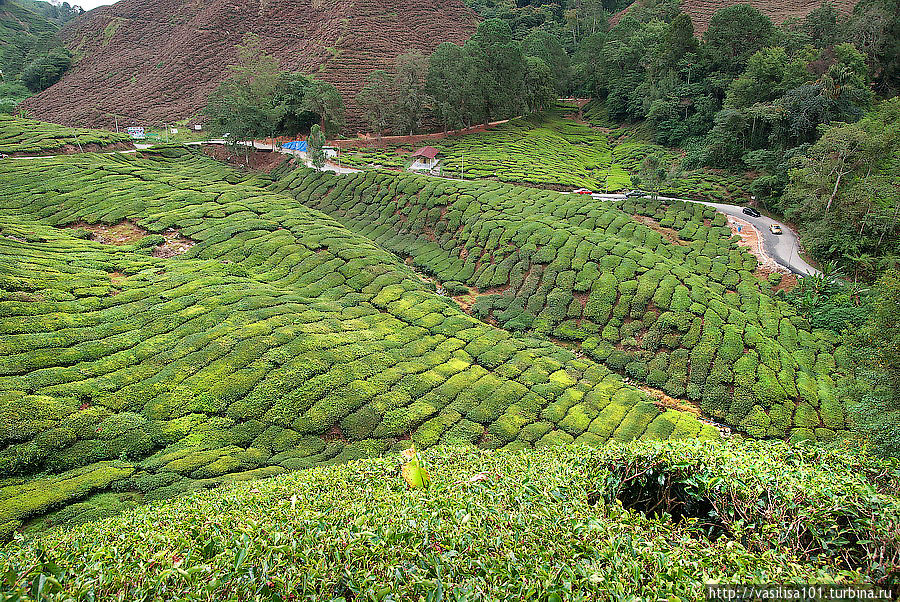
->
2, 143, 816, 276
591, 193, 820, 277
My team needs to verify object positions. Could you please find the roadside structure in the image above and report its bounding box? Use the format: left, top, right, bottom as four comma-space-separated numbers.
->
409, 146, 440, 171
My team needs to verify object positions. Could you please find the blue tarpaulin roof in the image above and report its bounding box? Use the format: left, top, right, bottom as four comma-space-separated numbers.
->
282, 141, 307, 151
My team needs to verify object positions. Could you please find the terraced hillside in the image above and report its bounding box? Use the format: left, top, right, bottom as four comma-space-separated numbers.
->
0, 145, 717, 539
610, 0, 860, 33
340, 109, 751, 201
0, 114, 131, 155
276, 168, 851, 444
19, 0, 479, 131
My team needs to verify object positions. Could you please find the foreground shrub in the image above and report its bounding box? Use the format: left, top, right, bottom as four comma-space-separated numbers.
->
1, 439, 896, 599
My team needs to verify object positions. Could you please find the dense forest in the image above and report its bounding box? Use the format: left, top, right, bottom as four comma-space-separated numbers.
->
347, 0, 900, 281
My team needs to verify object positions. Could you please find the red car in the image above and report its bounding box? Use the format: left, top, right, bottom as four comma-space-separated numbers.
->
573, 188, 594, 194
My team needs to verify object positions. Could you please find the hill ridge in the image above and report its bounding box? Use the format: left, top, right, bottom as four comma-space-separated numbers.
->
20, 0, 479, 130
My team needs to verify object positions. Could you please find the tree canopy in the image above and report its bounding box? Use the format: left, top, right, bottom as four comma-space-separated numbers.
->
204, 34, 346, 142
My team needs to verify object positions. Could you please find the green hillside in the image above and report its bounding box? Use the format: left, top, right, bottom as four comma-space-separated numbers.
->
0, 113, 130, 153
275, 167, 851, 443
340, 108, 752, 202
0, 143, 718, 539
0, 0, 59, 79
2, 440, 897, 599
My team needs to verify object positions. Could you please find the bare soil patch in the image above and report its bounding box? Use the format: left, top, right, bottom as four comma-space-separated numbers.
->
153, 229, 196, 258
68, 220, 148, 245
201, 145, 290, 173
634, 215, 688, 245
324, 424, 347, 442
727, 215, 780, 272
65, 220, 196, 257
639, 385, 703, 416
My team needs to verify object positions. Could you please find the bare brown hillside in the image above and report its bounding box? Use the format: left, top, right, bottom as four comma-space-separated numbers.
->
20, 0, 479, 132
611, 0, 860, 34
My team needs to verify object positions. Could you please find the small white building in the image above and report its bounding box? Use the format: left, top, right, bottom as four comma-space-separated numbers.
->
409, 146, 441, 171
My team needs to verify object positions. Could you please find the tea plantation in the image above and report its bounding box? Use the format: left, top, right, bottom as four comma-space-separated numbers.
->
0, 147, 719, 540
277, 168, 850, 444
2, 440, 897, 599
339, 108, 751, 201
0, 114, 132, 155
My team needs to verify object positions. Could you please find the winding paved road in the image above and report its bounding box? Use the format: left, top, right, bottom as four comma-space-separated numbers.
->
591, 193, 820, 277
5, 140, 817, 276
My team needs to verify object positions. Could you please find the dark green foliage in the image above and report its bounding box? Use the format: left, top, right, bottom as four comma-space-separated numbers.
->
3, 441, 897, 598
780, 99, 899, 279
0, 132, 714, 534
0, 0, 73, 87
204, 35, 345, 141
20, 47, 71, 92
847, 270, 900, 457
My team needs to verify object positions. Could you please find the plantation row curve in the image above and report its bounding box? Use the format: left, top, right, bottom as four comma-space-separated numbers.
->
0, 146, 714, 538
274, 167, 850, 443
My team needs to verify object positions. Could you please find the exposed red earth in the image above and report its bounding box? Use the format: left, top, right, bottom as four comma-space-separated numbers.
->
21, 0, 479, 131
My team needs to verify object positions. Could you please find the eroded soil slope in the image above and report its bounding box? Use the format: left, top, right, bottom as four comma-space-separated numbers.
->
21, 0, 478, 132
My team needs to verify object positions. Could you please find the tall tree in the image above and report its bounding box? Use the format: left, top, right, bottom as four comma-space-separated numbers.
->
273, 72, 319, 135
391, 51, 430, 135
703, 4, 774, 73
523, 30, 571, 94
302, 80, 345, 138
355, 70, 394, 138
523, 56, 556, 114
631, 152, 676, 200
308, 124, 326, 170
782, 98, 898, 270
426, 42, 468, 131
203, 34, 285, 150
803, 1, 842, 49
464, 19, 527, 123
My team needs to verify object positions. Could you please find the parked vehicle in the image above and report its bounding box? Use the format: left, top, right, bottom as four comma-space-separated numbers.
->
742, 207, 761, 218
625, 190, 648, 198
769, 224, 783, 235
573, 188, 593, 195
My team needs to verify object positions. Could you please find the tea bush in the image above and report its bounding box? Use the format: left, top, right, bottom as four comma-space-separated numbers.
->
277, 167, 850, 444
1, 440, 896, 600
338, 107, 752, 201
0, 147, 713, 537
0, 114, 131, 154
